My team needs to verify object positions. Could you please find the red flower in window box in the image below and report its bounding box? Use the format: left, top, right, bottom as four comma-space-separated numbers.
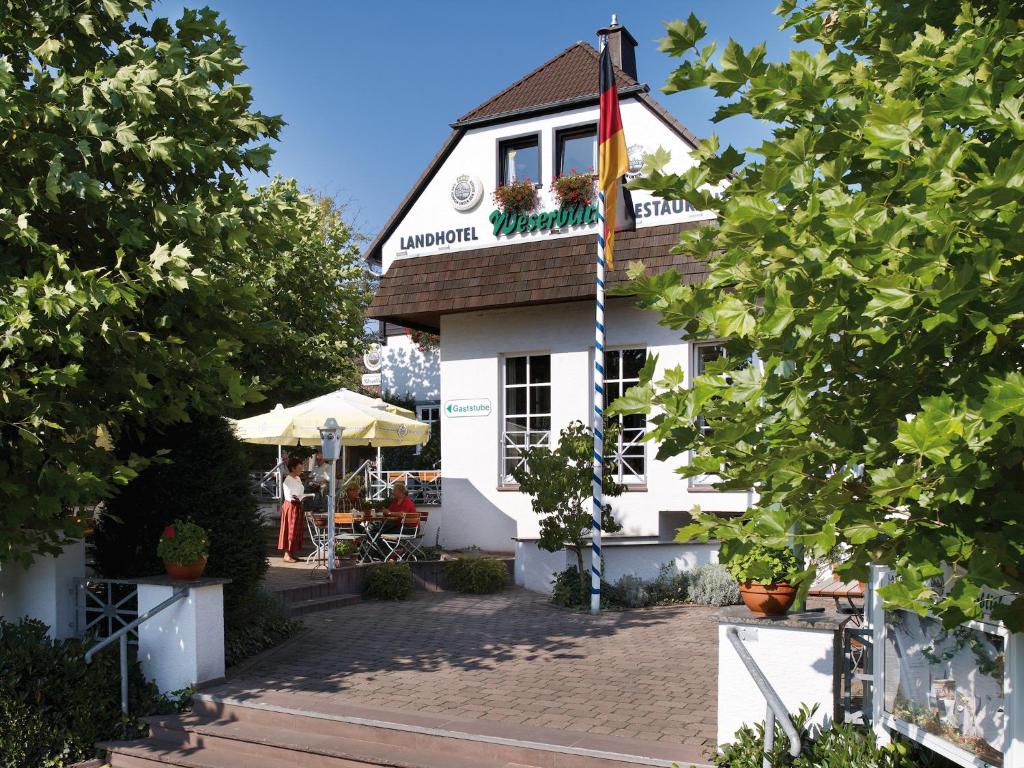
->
492, 179, 538, 215
550, 170, 595, 210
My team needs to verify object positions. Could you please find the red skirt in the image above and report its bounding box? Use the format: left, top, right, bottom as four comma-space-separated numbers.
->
278, 500, 304, 553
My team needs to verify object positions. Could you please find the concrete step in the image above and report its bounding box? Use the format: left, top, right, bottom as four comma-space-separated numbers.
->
284, 593, 361, 617
144, 716, 530, 768
189, 691, 713, 768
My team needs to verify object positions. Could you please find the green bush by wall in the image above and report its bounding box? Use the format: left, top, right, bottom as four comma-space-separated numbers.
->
445, 557, 509, 594
363, 562, 414, 600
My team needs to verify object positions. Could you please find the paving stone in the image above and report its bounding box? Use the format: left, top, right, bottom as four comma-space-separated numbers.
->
222, 590, 718, 749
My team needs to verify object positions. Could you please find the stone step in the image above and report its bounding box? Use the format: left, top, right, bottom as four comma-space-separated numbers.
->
284, 593, 362, 617
143, 716, 530, 768
188, 691, 713, 768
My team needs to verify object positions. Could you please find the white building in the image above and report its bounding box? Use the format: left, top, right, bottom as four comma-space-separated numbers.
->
368, 22, 746, 591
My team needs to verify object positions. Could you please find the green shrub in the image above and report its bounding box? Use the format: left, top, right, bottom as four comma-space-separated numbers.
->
688, 563, 742, 606
604, 563, 687, 609
224, 589, 300, 667
713, 705, 916, 768
551, 566, 619, 609
446, 557, 509, 593
0, 618, 182, 768
364, 562, 414, 600
94, 412, 268, 610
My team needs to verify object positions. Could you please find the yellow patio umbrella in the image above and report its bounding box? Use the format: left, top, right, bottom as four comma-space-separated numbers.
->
228, 388, 428, 447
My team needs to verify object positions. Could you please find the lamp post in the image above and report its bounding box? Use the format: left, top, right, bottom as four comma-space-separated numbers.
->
319, 418, 342, 580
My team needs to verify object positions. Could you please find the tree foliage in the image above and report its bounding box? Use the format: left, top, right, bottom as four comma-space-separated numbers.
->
234, 180, 373, 410
614, 1, 1024, 628
0, 2, 370, 564
511, 421, 624, 585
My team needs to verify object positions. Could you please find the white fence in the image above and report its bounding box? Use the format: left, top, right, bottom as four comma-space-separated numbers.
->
869, 566, 1023, 768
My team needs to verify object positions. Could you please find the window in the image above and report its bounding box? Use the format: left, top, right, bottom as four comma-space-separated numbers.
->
605, 348, 647, 484
416, 404, 439, 454
690, 341, 729, 489
556, 125, 596, 176
692, 342, 728, 438
498, 135, 540, 186
501, 354, 551, 482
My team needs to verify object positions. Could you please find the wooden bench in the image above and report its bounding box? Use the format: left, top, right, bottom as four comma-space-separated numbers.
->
808, 575, 864, 612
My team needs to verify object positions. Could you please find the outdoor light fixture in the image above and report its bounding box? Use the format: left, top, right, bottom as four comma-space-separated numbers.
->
319, 417, 342, 461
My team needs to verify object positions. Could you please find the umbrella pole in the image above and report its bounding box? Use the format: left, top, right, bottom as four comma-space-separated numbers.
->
276, 444, 283, 501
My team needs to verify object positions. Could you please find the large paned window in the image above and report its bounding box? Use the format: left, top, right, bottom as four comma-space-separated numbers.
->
498, 135, 540, 186
502, 354, 551, 482
605, 348, 647, 484
556, 125, 597, 176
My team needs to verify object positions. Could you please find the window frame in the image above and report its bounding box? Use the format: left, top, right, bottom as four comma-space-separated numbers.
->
500, 353, 551, 485
415, 403, 440, 454
689, 340, 730, 491
497, 132, 542, 188
602, 346, 648, 486
554, 123, 597, 178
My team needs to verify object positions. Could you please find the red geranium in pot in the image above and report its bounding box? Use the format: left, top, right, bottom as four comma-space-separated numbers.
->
157, 519, 209, 581
725, 544, 801, 616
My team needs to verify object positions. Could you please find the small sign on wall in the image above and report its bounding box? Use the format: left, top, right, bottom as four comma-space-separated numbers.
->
361, 373, 381, 387
445, 398, 491, 418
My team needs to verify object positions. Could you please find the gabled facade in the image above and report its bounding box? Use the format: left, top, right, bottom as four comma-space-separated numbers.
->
368, 22, 747, 591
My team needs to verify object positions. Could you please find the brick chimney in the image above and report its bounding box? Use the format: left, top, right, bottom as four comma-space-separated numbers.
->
597, 15, 638, 80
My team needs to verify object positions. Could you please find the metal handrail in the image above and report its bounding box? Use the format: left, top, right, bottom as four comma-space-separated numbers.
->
726, 626, 802, 766
84, 588, 188, 714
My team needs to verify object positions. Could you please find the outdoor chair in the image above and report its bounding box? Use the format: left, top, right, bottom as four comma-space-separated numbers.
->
303, 511, 330, 568
378, 512, 421, 562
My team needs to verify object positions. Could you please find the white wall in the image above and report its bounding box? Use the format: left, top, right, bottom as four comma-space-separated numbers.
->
515, 541, 573, 593
438, 299, 750, 552
382, 331, 439, 404
717, 622, 838, 746
381, 98, 717, 272
0, 540, 85, 639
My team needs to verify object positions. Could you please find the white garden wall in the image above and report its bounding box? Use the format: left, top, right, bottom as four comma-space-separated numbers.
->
0, 540, 85, 639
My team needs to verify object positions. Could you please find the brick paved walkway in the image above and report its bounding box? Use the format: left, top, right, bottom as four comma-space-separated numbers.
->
222, 589, 719, 750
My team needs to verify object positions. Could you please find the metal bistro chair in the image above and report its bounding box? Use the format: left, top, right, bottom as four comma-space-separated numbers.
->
378, 512, 422, 562
304, 511, 330, 569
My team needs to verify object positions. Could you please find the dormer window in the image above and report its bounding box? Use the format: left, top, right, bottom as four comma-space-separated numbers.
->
556, 125, 596, 176
498, 135, 540, 186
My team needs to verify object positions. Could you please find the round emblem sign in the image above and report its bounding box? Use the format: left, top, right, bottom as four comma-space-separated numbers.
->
450, 174, 483, 211
363, 342, 382, 372
627, 144, 647, 176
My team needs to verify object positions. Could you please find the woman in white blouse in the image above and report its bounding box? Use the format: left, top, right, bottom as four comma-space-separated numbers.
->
278, 457, 306, 562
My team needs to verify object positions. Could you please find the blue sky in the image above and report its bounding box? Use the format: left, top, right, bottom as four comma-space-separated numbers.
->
151, 1, 799, 239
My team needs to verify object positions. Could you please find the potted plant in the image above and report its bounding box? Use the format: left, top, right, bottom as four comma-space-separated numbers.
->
550, 169, 594, 210
725, 544, 801, 616
157, 519, 209, 581
335, 539, 359, 567
492, 178, 538, 215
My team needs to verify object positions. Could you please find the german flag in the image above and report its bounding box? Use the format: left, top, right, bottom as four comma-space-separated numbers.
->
598, 45, 636, 270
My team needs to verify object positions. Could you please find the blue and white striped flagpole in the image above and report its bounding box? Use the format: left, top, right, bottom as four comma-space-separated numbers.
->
591, 34, 607, 616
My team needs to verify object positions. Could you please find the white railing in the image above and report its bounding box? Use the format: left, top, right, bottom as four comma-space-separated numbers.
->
362, 466, 441, 506
84, 587, 187, 714
726, 626, 802, 767
501, 430, 549, 483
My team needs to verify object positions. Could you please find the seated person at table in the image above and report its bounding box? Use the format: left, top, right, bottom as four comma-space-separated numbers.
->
338, 480, 363, 514
381, 481, 417, 533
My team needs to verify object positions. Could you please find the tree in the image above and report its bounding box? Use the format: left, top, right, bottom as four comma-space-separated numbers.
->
614, 1, 1024, 628
93, 412, 267, 608
234, 180, 373, 411
511, 421, 624, 590
0, 1, 285, 563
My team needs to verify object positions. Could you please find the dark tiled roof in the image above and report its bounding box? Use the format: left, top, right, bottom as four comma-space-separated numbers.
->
368, 222, 711, 331
456, 42, 640, 125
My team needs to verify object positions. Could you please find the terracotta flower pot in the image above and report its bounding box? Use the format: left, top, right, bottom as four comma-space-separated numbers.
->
164, 557, 207, 581
739, 581, 797, 616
